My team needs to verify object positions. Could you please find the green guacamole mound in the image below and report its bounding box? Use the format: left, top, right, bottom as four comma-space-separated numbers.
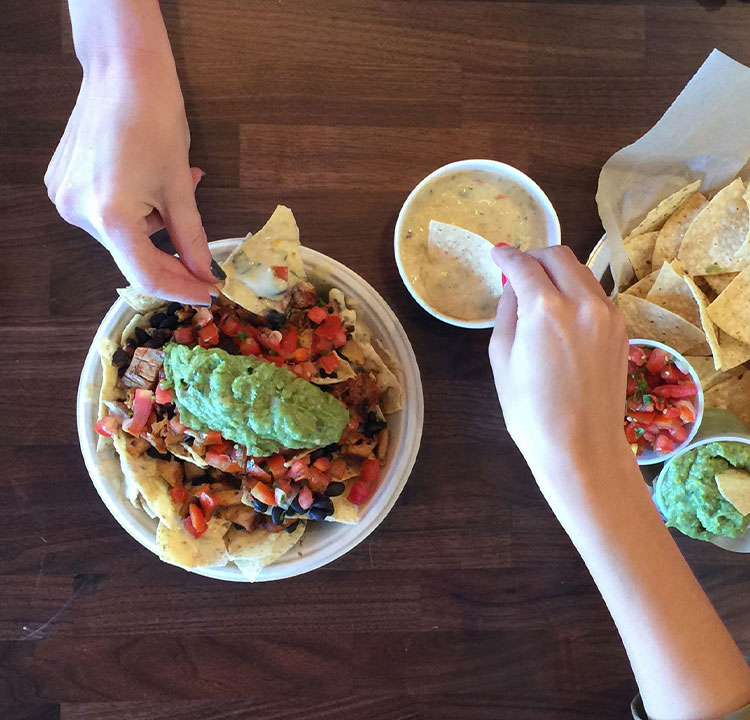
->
656, 441, 750, 541
163, 344, 349, 457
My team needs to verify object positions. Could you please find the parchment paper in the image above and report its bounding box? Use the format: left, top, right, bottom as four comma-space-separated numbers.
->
596, 50, 750, 290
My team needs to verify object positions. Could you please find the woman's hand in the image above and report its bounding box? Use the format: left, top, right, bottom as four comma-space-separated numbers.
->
45, 0, 217, 305
488, 245, 631, 483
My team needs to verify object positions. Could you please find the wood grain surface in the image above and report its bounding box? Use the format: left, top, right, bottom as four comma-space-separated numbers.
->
2, 1, 750, 718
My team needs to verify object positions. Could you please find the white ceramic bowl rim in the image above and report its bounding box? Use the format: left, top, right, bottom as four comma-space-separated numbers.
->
627, 338, 705, 466
393, 158, 561, 330
77, 240, 425, 582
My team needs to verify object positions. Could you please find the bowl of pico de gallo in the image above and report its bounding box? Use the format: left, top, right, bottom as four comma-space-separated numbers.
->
625, 339, 704, 466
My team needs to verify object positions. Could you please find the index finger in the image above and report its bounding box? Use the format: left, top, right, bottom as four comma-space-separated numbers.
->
106, 228, 216, 305
491, 245, 559, 307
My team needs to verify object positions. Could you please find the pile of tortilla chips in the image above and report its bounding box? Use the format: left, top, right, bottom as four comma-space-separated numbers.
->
98, 206, 404, 580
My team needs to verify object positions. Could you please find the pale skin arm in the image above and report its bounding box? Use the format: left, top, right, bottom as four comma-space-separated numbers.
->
45, 0, 217, 304
489, 245, 750, 720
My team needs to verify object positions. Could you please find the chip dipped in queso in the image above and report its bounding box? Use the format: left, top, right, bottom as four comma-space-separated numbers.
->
396, 164, 557, 324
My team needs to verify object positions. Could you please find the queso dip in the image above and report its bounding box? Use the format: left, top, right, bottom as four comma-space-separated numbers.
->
398, 169, 548, 321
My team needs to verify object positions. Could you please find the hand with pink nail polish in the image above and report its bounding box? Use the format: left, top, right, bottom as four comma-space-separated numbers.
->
45, 0, 217, 305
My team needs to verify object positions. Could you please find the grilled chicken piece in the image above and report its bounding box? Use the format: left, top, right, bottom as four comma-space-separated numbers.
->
122, 347, 165, 389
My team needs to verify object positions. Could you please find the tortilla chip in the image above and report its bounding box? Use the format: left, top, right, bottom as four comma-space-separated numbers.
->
645, 260, 701, 327
220, 205, 306, 315
96, 337, 121, 453
682, 274, 750, 371
119, 313, 153, 347
309, 353, 357, 385
622, 270, 659, 299
684, 355, 745, 391
328, 287, 361, 334
626, 180, 702, 238
157, 517, 230, 570
117, 287, 166, 314
707, 266, 750, 345
703, 273, 738, 296
614, 294, 705, 354
624, 232, 659, 280
704, 371, 750, 430
716, 469, 750, 516
678, 178, 750, 276
226, 523, 305, 582
652, 192, 707, 268
357, 341, 405, 414
427, 220, 504, 295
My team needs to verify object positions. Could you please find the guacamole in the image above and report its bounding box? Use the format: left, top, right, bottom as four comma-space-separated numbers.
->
163, 344, 349, 456
656, 441, 750, 540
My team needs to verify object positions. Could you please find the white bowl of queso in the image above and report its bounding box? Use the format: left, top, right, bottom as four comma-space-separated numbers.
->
394, 159, 561, 328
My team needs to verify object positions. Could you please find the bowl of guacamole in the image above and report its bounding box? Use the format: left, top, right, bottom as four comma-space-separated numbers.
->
653, 409, 750, 549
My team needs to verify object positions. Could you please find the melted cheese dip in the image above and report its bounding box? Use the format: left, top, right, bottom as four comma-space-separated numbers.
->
398, 170, 548, 321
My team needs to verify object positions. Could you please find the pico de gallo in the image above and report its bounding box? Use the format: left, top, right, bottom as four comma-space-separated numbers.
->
96, 283, 391, 541
625, 344, 700, 458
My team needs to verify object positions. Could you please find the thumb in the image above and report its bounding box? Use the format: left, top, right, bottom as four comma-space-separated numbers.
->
162, 172, 216, 285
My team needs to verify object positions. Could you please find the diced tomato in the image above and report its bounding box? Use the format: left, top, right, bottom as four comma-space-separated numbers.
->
307, 306, 328, 324
654, 415, 682, 432
259, 329, 283, 353
122, 388, 154, 437
654, 433, 675, 454
202, 430, 223, 446
246, 460, 272, 482
311, 334, 333, 355
185, 503, 208, 538
626, 410, 656, 425
646, 347, 669, 374
329, 458, 347, 479
315, 314, 342, 340
279, 328, 298, 358
332, 329, 348, 348
251, 481, 277, 507
169, 416, 187, 434
288, 460, 310, 480
313, 456, 331, 471
348, 458, 380, 505
652, 383, 697, 399
199, 490, 219, 519
94, 416, 118, 437
293, 347, 310, 362
319, 353, 340, 374
661, 406, 681, 419
198, 322, 220, 348
675, 399, 696, 424
670, 423, 689, 443
192, 307, 214, 328
154, 383, 173, 405
212, 439, 233, 455
266, 454, 287, 480
170, 484, 189, 503
238, 337, 261, 356
205, 451, 231, 470
220, 315, 241, 337
272, 265, 289, 281
306, 466, 331, 492
292, 361, 316, 380
172, 326, 194, 344
297, 485, 314, 510
266, 354, 285, 366
629, 345, 647, 366
625, 421, 641, 444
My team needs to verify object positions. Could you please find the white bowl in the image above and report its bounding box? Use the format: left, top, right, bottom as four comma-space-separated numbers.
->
77, 240, 424, 582
393, 159, 561, 329
627, 339, 705, 466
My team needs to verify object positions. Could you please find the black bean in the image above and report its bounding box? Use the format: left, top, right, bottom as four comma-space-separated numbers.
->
148, 329, 170, 348
191, 474, 211, 486
361, 410, 386, 437
175, 307, 196, 323
252, 499, 269, 513
134, 327, 150, 345
217, 337, 241, 355
159, 315, 179, 330
125, 338, 138, 351
271, 506, 286, 525
150, 312, 167, 328
310, 443, 338, 462
111, 347, 130, 370
285, 520, 300, 534
312, 495, 334, 514
232, 522, 245, 531
265, 310, 287, 330
146, 447, 173, 461
167, 301, 183, 316
166, 405, 176, 419
289, 497, 305, 515
325, 481, 345, 498
307, 508, 330, 521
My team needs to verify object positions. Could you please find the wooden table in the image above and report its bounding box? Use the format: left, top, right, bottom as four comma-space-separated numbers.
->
3, 1, 750, 718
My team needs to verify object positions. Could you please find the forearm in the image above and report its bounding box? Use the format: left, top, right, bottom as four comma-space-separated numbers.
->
535, 443, 750, 720
68, 0, 173, 71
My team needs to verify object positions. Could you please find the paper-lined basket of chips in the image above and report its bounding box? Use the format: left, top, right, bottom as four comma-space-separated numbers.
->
589, 49, 750, 549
